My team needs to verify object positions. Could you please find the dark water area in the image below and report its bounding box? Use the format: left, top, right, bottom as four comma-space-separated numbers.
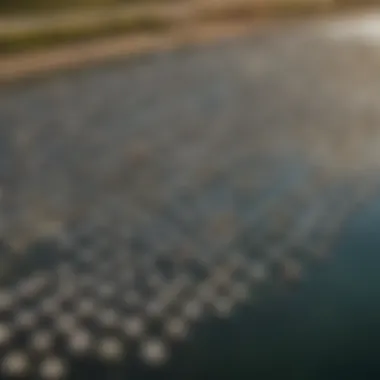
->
1, 199, 379, 380
120, 197, 380, 380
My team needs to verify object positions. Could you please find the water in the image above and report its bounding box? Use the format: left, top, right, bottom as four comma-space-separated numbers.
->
2, 14, 380, 379
145, 197, 380, 380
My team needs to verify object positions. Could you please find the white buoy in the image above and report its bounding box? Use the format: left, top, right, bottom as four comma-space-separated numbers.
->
40, 297, 60, 315
17, 273, 47, 299
40, 357, 67, 380
59, 282, 76, 298
182, 299, 203, 321
164, 317, 189, 341
2, 351, 29, 377
77, 298, 96, 317
0, 289, 13, 311
212, 296, 235, 319
122, 315, 145, 338
249, 261, 267, 283
30, 329, 54, 352
98, 283, 116, 299
15, 308, 38, 329
0, 322, 12, 348
145, 300, 165, 318
140, 338, 169, 366
68, 329, 92, 356
56, 313, 76, 334
98, 309, 119, 328
97, 337, 124, 362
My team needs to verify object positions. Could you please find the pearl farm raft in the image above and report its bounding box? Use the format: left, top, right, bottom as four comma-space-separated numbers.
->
1, 15, 380, 380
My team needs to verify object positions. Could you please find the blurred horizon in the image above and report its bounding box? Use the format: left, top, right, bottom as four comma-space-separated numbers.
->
0, 0, 377, 15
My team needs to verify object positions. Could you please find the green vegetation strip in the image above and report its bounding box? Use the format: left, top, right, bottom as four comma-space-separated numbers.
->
0, 0, 378, 55
0, 11, 173, 54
